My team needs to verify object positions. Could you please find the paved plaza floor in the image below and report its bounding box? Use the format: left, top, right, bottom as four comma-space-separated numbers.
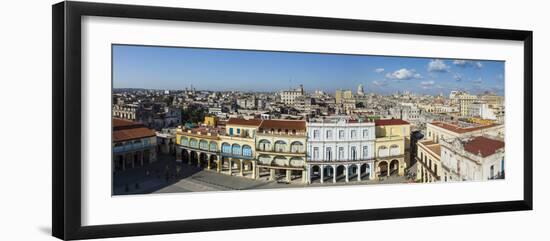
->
113, 154, 413, 195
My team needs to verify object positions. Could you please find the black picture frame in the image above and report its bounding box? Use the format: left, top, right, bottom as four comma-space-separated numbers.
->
52, 1, 533, 240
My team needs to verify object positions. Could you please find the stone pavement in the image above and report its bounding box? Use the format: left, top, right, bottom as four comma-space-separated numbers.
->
113, 154, 414, 195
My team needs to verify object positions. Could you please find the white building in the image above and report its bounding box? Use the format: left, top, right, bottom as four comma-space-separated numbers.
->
280, 85, 304, 105
440, 136, 505, 181
306, 118, 376, 184
468, 101, 497, 120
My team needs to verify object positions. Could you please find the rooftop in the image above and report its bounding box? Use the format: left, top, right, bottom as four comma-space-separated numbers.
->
430, 121, 501, 134
375, 119, 410, 126
259, 119, 306, 131
463, 136, 505, 157
226, 118, 262, 126
113, 119, 156, 142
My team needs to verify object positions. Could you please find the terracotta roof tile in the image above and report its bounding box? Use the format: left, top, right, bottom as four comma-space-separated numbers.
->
259, 119, 306, 131
112, 118, 156, 142
375, 119, 410, 126
226, 118, 262, 126
464, 136, 505, 157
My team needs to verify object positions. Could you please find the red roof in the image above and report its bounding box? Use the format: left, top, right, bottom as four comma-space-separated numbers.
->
375, 119, 409, 126
226, 118, 262, 126
463, 136, 505, 157
259, 119, 306, 131
112, 118, 156, 142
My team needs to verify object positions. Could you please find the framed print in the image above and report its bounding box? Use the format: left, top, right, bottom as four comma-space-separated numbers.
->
52, 1, 533, 240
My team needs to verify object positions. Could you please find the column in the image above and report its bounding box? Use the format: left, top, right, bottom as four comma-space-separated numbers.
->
370, 163, 375, 179
176, 148, 182, 162
228, 160, 232, 175
197, 152, 202, 167
252, 162, 257, 179
216, 156, 221, 173
207, 154, 211, 170
320, 165, 324, 184
269, 169, 276, 180
345, 165, 349, 183
286, 169, 291, 182
239, 160, 244, 177
187, 150, 191, 165
307, 166, 312, 184
302, 170, 307, 183
332, 165, 336, 183
357, 165, 362, 181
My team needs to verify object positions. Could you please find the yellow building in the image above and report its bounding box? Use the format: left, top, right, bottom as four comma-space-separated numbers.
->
176, 127, 222, 171
255, 120, 307, 183
373, 119, 410, 178
204, 116, 218, 127
416, 140, 441, 183
218, 118, 262, 178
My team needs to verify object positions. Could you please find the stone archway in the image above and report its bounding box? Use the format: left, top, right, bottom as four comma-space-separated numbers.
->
336, 165, 346, 182
310, 165, 321, 183
378, 161, 388, 177
360, 163, 371, 180
198, 152, 208, 168
390, 159, 400, 176
324, 165, 334, 183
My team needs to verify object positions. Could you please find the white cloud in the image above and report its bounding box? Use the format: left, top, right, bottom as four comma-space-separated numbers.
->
421, 80, 435, 86
427, 59, 450, 72
374, 68, 385, 73
453, 59, 483, 69
420, 80, 436, 89
385, 68, 421, 80
372, 80, 388, 86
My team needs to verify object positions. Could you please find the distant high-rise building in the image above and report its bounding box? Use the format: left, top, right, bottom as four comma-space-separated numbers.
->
280, 84, 304, 105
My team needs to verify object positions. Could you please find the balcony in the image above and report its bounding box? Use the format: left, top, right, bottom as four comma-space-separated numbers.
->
113, 142, 153, 153
256, 147, 306, 155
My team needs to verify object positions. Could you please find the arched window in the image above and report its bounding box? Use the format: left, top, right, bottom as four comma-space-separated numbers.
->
274, 140, 287, 152
351, 146, 357, 160
378, 145, 389, 157
232, 144, 241, 156
242, 145, 253, 157
209, 142, 217, 152
290, 141, 304, 153
326, 147, 332, 161
189, 139, 198, 148
221, 143, 231, 153
258, 139, 271, 151
199, 140, 209, 150
389, 144, 400, 156
362, 145, 368, 158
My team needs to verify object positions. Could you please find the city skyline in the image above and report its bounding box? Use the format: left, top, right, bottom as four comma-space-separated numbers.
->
113, 44, 505, 95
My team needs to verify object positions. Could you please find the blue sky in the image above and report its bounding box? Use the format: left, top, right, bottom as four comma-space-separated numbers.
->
113, 44, 505, 96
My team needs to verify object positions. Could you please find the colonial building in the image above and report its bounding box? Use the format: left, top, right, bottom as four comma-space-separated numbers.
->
112, 118, 157, 172
416, 140, 442, 183
306, 118, 376, 184
219, 118, 262, 178
416, 121, 505, 182
175, 126, 222, 172
256, 120, 308, 183
440, 136, 505, 181
373, 119, 410, 177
